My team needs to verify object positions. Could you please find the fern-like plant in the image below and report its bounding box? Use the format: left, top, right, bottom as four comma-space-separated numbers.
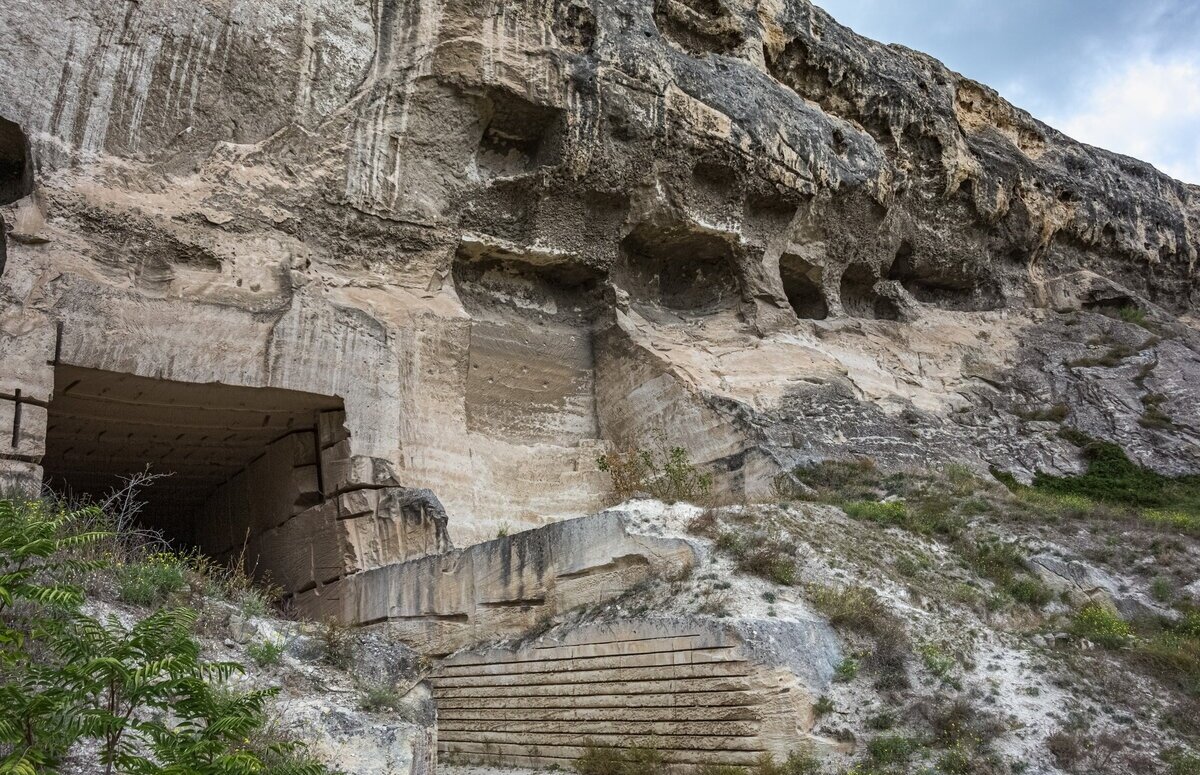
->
0, 498, 333, 775
0, 498, 108, 774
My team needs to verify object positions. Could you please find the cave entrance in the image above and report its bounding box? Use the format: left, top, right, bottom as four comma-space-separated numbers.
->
41, 365, 347, 566
779, 252, 828, 320
839, 262, 899, 320
0, 115, 32, 204
886, 242, 999, 311
1, 115, 33, 278
618, 222, 741, 313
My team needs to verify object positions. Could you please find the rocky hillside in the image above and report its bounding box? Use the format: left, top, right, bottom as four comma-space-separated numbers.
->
0, 0, 1198, 773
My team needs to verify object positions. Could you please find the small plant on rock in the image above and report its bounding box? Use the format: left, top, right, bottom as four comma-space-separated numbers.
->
598, 433, 712, 504
247, 638, 285, 667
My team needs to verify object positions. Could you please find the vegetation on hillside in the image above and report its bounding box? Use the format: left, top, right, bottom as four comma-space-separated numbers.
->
0, 495, 333, 774
597, 433, 713, 504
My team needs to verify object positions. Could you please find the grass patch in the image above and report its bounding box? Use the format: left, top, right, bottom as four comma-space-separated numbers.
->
247, 638, 285, 667
1141, 392, 1175, 430
1069, 603, 1132, 648
116, 551, 188, 607
699, 748, 823, 775
358, 684, 409, 713
1119, 305, 1149, 327
713, 529, 797, 586
1017, 403, 1069, 422
1032, 442, 1200, 514
1066, 343, 1136, 368
575, 740, 666, 775
1131, 632, 1200, 695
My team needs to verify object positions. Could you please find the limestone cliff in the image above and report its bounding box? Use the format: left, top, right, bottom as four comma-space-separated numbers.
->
1, 0, 1197, 552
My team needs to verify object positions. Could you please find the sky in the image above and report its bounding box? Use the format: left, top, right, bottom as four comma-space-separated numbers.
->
814, 0, 1200, 184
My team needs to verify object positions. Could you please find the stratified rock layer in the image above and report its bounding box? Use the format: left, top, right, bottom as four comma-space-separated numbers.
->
1, 0, 1197, 559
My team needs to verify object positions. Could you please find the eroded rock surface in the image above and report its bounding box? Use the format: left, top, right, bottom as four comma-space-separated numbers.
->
0, 0, 1197, 549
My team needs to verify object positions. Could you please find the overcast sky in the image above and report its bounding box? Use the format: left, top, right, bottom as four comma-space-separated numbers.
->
815, 0, 1200, 184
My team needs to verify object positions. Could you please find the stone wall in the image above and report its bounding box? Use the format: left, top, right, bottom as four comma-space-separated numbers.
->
432, 619, 815, 771
294, 512, 695, 636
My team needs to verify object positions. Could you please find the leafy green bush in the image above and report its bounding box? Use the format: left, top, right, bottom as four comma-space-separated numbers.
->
1032, 442, 1200, 516
0, 497, 332, 775
598, 436, 713, 504
1069, 603, 1132, 648
247, 638, 285, 667
116, 551, 187, 607
865, 735, 916, 764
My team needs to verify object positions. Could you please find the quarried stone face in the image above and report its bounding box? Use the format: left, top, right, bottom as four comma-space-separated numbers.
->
0, 0, 1197, 564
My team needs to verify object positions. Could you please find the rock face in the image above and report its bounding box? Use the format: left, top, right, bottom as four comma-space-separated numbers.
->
0, 0, 1198, 572
296, 510, 695, 633
431, 619, 828, 771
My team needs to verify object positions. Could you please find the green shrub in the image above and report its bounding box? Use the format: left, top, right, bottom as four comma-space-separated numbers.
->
1118, 305, 1149, 327
0, 497, 332, 775
358, 685, 407, 713
844, 500, 908, 526
1151, 577, 1175, 603
247, 638, 285, 667
808, 585, 891, 635
767, 748, 823, 775
937, 744, 974, 774
1007, 576, 1053, 607
866, 712, 894, 731
116, 551, 187, 607
865, 735, 916, 764
699, 749, 823, 775
958, 537, 1025, 586
1144, 509, 1200, 535
598, 435, 712, 504
1164, 748, 1200, 775
1069, 603, 1132, 648
834, 657, 859, 683
714, 530, 797, 586
1067, 344, 1135, 368
1178, 611, 1200, 639
1032, 442, 1200, 516
919, 643, 956, 682
845, 498, 964, 537
794, 459, 880, 491
1132, 633, 1200, 694
813, 695, 834, 716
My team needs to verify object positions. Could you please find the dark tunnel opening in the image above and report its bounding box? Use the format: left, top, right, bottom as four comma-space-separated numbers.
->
0, 115, 33, 278
41, 365, 348, 568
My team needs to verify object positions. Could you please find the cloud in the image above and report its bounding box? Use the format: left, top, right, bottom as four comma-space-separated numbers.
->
1048, 56, 1200, 183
